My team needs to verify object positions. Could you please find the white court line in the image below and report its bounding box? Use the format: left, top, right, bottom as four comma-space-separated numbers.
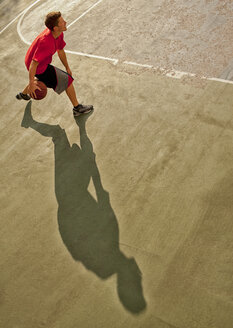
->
2, 0, 233, 85
0, 0, 40, 35
67, 0, 104, 28
66, 50, 118, 65
207, 77, 233, 85
124, 60, 233, 84
124, 61, 153, 69
16, 0, 118, 64
17, 5, 35, 45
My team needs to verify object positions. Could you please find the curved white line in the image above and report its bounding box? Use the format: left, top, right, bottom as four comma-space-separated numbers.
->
14, 0, 233, 85
17, 15, 31, 45
17, 0, 119, 65
17, 0, 41, 45
0, 0, 41, 35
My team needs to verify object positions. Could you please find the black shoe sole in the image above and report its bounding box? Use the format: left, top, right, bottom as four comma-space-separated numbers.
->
16, 93, 31, 101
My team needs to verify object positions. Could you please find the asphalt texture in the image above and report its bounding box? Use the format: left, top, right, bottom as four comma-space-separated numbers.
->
1, 1, 233, 327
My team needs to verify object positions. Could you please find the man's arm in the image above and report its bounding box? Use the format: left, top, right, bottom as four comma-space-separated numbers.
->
57, 49, 72, 76
28, 60, 41, 98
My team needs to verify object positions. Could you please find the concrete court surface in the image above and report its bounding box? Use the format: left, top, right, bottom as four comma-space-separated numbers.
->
1, 0, 233, 327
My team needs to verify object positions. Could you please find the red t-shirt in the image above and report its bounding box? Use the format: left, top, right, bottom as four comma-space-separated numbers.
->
25, 28, 66, 74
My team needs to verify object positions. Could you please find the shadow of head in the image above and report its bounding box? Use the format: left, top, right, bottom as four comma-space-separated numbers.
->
71, 248, 147, 313
117, 258, 147, 313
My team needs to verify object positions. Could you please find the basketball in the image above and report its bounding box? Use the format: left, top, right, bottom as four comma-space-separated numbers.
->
32, 81, 47, 100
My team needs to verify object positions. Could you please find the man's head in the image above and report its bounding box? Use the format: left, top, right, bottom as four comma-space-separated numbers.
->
45, 12, 67, 32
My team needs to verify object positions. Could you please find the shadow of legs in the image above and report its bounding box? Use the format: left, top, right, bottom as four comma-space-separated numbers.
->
21, 103, 147, 314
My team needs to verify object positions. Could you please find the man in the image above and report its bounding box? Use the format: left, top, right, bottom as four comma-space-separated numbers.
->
16, 11, 93, 117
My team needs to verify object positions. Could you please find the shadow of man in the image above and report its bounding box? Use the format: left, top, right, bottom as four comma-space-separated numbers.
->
21, 101, 147, 314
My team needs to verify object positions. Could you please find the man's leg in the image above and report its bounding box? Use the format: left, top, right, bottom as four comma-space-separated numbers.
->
22, 85, 29, 94
16, 85, 31, 100
65, 83, 79, 107
66, 83, 93, 116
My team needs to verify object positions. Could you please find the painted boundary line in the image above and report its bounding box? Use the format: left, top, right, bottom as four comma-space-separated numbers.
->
67, 0, 104, 29
1, 0, 233, 86
0, 0, 40, 35
123, 61, 233, 85
65, 50, 118, 65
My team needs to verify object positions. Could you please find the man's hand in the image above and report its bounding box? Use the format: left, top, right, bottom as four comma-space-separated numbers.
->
28, 80, 42, 99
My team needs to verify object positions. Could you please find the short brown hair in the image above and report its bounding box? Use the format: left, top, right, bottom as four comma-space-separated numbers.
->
45, 11, 61, 31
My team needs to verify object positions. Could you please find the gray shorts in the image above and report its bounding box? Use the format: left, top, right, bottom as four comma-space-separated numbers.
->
35, 64, 74, 94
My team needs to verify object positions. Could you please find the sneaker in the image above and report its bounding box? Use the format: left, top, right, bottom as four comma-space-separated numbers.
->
16, 93, 31, 101
73, 104, 93, 116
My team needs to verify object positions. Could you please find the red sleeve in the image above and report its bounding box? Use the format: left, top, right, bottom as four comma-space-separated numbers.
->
58, 33, 66, 50
32, 38, 50, 63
